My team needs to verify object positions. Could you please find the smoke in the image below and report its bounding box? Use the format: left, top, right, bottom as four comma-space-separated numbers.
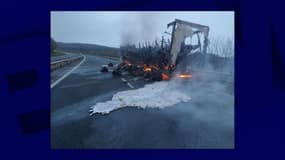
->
86, 68, 234, 148
165, 51, 234, 148
87, 57, 234, 148
208, 36, 234, 57
119, 13, 161, 47
88, 37, 234, 148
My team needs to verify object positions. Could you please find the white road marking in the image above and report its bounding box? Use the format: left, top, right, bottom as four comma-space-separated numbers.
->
121, 78, 127, 82
120, 77, 134, 88
126, 82, 134, 88
51, 54, 86, 89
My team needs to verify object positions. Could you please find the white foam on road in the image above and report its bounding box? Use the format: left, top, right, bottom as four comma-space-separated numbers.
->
90, 80, 191, 115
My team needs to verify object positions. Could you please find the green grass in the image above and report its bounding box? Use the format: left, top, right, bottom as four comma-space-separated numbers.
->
51, 51, 65, 57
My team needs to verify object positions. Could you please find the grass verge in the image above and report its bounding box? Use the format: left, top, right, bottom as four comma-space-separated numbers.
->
51, 51, 65, 57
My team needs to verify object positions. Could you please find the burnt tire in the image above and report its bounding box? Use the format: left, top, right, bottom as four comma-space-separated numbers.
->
151, 71, 163, 81
100, 67, 109, 72
108, 62, 114, 67
112, 70, 121, 76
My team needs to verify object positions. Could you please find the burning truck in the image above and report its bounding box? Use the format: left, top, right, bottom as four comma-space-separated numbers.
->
103, 19, 210, 81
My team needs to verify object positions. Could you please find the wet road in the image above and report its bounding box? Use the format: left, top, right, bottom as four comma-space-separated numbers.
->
51, 54, 124, 111
51, 54, 234, 149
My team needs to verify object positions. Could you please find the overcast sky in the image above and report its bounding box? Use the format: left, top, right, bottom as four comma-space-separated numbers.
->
51, 11, 234, 48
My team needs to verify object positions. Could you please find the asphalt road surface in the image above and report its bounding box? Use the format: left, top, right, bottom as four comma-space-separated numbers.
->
51, 54, 234, 149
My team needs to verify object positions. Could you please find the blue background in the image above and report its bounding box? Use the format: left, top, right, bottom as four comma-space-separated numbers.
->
0, 0, 284, 159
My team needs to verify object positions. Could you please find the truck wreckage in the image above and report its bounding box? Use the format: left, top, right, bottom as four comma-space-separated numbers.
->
102, 19, 210, 81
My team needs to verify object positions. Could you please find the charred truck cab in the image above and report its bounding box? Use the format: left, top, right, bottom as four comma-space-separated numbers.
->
111, 19, 209, 81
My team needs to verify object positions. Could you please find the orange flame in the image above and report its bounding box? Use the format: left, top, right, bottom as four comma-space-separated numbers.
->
143, 64, 159, 72
144, 67, 152, 72
124, 60, 132, 66
150, 65, 159, 70
162, 73, 170, 80
177, 74, 192, 79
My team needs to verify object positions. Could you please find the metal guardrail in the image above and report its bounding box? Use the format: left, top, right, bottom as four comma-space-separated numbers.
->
51, 55, 82, 64
51, 50, 80, 62
51, 53, 83, 72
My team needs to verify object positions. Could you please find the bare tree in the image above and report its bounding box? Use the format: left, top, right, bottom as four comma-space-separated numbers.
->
51, 37, 57, 53
208, 37, 234, 57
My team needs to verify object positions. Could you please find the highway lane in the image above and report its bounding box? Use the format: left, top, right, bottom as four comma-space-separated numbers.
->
51, 54, 234, 149
51, 54, 154, 148
51, 54, 125, 111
